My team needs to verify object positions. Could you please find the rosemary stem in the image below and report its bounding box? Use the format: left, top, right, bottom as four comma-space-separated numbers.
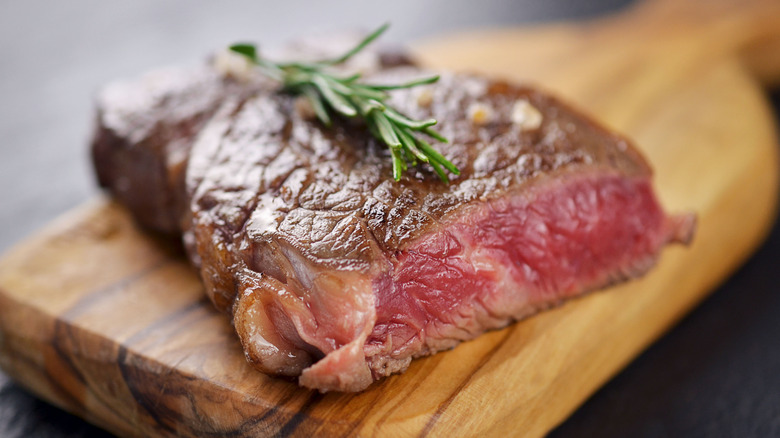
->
229, 24, 459, 182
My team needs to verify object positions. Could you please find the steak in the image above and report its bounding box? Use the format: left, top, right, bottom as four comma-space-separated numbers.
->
92, 46, 695, 392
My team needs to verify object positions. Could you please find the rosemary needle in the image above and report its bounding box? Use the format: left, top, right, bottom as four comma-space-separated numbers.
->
229, 24, 460, 182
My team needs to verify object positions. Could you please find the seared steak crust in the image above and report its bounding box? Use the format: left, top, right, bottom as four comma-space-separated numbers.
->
92, 37, 413, 234
92, 66, 232, 233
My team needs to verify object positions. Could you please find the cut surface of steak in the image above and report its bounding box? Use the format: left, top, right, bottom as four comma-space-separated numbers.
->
180, 69, 695, 392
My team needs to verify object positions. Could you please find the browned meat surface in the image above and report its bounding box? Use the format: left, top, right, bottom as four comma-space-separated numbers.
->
92, 47, 694, 392
92, 36, 413, 234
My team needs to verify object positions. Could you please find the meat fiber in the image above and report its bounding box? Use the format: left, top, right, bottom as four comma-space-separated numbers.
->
92, 48, 694, 392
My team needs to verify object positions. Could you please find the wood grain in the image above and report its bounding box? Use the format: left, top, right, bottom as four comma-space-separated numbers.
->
1, 0, 779, 436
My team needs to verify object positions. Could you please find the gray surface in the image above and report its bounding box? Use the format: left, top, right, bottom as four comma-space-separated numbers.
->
1, 1, 778, 436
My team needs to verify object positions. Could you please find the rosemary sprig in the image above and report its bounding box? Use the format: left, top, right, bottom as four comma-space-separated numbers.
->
229, 24, 460, 182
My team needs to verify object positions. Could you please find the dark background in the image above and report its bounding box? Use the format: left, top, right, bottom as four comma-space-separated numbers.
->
1, 1, 778, 436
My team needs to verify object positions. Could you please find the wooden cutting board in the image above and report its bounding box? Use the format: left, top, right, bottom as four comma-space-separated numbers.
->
1, 0, 779, 436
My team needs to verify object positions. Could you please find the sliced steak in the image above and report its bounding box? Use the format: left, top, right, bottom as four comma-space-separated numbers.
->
183, 69, 694, 392
91, 46, 694, 392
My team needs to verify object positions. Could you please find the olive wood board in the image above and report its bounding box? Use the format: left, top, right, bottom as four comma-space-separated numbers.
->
1, 0, 779, 436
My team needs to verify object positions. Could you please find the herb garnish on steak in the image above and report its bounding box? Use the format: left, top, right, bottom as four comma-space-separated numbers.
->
229, 24, 459, 182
